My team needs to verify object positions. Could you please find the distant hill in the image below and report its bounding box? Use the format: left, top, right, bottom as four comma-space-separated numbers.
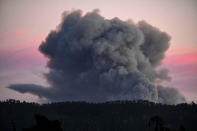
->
0, 99, 196, 131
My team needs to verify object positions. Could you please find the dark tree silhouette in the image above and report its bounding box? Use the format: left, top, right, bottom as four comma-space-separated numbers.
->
11, 120, 16, 131
178, 125, 186, 131
22, 114, 63, 131
149, 116, 186, 131
149, 116, 164, 131
0, 99, 196, 131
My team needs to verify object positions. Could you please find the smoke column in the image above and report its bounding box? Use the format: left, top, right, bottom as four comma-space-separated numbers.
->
8, 10, 185, 104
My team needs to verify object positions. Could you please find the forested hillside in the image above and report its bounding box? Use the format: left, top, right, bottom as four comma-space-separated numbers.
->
0, 99, 196, 131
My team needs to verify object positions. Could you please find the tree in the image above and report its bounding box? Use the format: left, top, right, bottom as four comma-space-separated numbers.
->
22, 114, 63, 131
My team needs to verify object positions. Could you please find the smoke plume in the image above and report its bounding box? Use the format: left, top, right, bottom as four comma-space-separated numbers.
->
8, 10, 185, 104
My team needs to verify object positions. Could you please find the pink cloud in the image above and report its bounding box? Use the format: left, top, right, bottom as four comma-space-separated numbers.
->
162, 48, 197, 80
0, 29, 29, 43
165, 45, 197, 56
161, 47, 197, 102
0, 30, 45, 54
5, 47, 46, 70
0, 29, 47, 70
163, 52, 197, 65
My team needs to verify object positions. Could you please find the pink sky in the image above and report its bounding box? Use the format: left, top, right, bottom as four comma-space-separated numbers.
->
0, 0, 197, 102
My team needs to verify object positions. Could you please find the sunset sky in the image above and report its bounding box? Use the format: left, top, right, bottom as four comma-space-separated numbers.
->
0, 0, 197, 103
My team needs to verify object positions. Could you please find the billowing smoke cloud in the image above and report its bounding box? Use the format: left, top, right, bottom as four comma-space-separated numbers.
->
7, 10, 185, 104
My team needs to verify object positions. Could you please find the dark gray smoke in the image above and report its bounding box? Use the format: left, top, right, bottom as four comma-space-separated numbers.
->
8, 10, 185, 104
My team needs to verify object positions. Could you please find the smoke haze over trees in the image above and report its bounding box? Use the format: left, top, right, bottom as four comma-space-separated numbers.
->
8, 9, 185, 104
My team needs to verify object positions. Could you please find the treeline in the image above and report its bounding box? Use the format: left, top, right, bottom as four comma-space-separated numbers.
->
0, 99, 196, 131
